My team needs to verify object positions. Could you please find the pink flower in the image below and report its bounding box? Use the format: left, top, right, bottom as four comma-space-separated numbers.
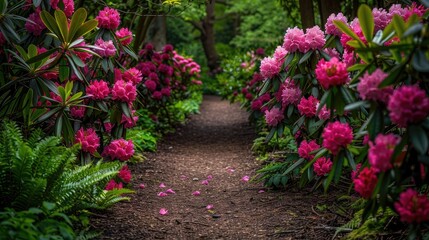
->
115, 27, 133, 46
25, 9, 46, 36
322, 121, 353, 155
241, 176, 250, 182
70, 106, 85, 119
298, 96, 318, 118
313, 157, 332, 176
161, 88, 171, 97
283, 27, 308, 53
305, 26, 325, 50
368, 134, 400, 172
165, 189, 176, 194
281, 78, 301, 106
118, 165, 132, 183
121, 110, 138, 129
394, 188, 429, 223
206, 204, 214, 210
340, 19, 366, 51
357, 69, 393, 103
159, 208, 168, 215
372, 8, 390, 32
260, 57, 281, 79
251, 100, 263, 111
74, 128, 100, 154
159, 183, 166, 188
353, 167, 378, 199
104, 139, 134, 161
404, 3, 428, 21
73, 41, 92, 61
86, 80, 110, 100
144, 80, 157, 92
317, 103, 330, 120
351, 163, 362, 180
315, 57, 349, 89
96, 7, 120, 30
273, 46, 288, 64
50, 0, 74, 17
387, 85, 429, 127
207, 175, 213, 180
105, 179, 123, 190
325, 13, 348, 36
95, 39, 116, 57
192, 191, 201, 196
152, 91, 163, 100
324, 48, 340, 59
157, 192, 168, 197
342, 49, 355, 67
298, 140, 320, 160
122, 68, 142, 85
112, 80, 136, 103
139, 183, 145, 189
163, 44, 174, 53
201, 180, 209, 185
104, 122, 113, 133
389, 4, 407, 19
264, 107, 284, 127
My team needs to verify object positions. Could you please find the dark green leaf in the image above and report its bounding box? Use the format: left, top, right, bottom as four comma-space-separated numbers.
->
26, 48, 58, 64
345, 101, 368, 111
412, 50, 429, 72
68, 8, 87, 42
409, 125, 429, 155
299, 50, 313, 64
122, 46, 138, 60
74, 19, 98, 39
54, 10, 69, 42
283, 158, 305, 176
40, 10, 62, 40
403, 23, 423, 38
265, 127, 276, 143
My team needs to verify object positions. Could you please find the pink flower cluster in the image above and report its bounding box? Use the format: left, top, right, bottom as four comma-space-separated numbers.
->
368, 134, 400, 172
25, 9, 46, 36
50, 0, 75, 17
122, 68, 143, 85
96, 7, 121, 30
264, 107, 284, 127
315, 57, 349, 89
74, 128, 100, 154
118, 165, 132, 183
95, 39, 116, 57
280, 78, 301, 106
353, 167, 378, 198
260, 57, 281, 79
322, 121, 353, 155
86, 80, 110, 100
104, 139, 134, 161
357, 69, 393, 103
394, 188, 429, 223
298, 96, 318, 118
283, 26, 325, 53
121, 110, 139, 128
112, 80, 137, 103
105, 179, 123, 190
298, 140, 320, 160
70, 106, 85, 119
387, 85, 429, 127
313, 157, 332, 176
115, 28, 133, 46
325, 13, 348, 36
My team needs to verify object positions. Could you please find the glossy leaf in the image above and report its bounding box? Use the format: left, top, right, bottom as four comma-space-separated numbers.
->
358, 4, 374, 42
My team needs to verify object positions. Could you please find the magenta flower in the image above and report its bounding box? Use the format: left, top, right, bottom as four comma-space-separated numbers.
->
325, 13, 348, 36
105, 179, 123, 191
264, 107, 284, 127
118, 165, 132, 183
322, 121, 353, 155
298, 96, 318, 118
157, 192, 168, 197
25, 9, 46, 36
273, 46, 288, 64
144, 80, 157, 92
353, 167, 378, 199
324, 48, 340, 59
317, 103, 330, 120
121, 110, 139, 129
122, 68, 142, 85
305, 26, 325, 51
241, 176, 250, 182
260, 57, 281, 79
50, 0, 74, 17
387, 85, 429, 127
251, 100, 263, 111
283, 27, 308, 53
342, 50, 355, 67
152, 91, 163, 100
74, 128, 100, 154
389, 4, 407, 19
86, 80, 110, 100
70, 106, 85, 119
298, 140, 320, 160
159, 208, 168, 215
315, 57, 349, 89
139, 183, 145, 189
112, 80, 136, 103
96, 7, 120, 30
161, 87, 171, 97
281, 78, 301, 106
394, 188, 429, 223
372, 8, 390, 32
368, 134, 400, 172
192, 191, 201, 196
357, 69, 393, 103
104, 139, 134, 161
95, 39, 116, 57
313, 157, 333, 176
115, 27, 133, 46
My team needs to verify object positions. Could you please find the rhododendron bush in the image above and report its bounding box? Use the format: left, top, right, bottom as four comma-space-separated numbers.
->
234, 2, 429, 233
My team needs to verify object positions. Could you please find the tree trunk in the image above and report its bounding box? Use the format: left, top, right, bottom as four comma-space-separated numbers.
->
145, 16, 167, 51
318, 0, 341, 29
201, 0, 220, 75
299, 0, 315, 29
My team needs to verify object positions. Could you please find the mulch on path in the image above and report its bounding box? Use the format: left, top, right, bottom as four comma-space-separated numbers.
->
92, 95, 343, 239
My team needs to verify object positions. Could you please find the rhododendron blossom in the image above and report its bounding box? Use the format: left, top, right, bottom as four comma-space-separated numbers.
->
315, 57, 349, 89
313, 157, 332, 176
357, 69, 393, 103
298, 96, 318, 118
96, 7, 120, 30
372, 8, 390, 32
322, 121, 353, 155
368, 134, 400, 172
86, 80, 110, 100
394, 188, 429, 223
50, 0, 74, 17
74, 128, 100, 154
260, 57, 281, 79
118, 165, 132, 183
104, 139, 134, 161
25, 9, 46, 36
281, 78, 301, 106
144, 80, 157, 92
273, 46, 288, 64
121, 111, 139, 128
264, 108, 284, 127
387, 85, 429, 127
317, 103, 330, 120
283, 27, 308, 53
105, 180, 123, 190
70, 106, 85, 119
325, 13, 348, 36
112, 80, 137, 103
95, 39, 116, 57
159, 208, 168, 215
305, 26, 325, 50
353, 167, 378, 198
122, 68, 142, 85
115, 27, 133, 46
298, 140, 320, 160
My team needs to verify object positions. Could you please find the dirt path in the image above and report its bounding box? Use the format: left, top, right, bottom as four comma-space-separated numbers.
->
92, 95, 339, 239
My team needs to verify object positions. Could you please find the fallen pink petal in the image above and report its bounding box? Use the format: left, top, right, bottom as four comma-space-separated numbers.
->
180, 175, 188, 180
192, 191, 201, 196
139, 183, 145, 189
159, 183, 166, 188
207, 175, 213, 180
159, 208, 168, 215
258, 189, 265, 193
226, 167, 235, 173
241, 176, 250, 182
165, 188, 176, 194
157, 192, 168, 197
201, 180, 209, 185
206, 204, 214, 210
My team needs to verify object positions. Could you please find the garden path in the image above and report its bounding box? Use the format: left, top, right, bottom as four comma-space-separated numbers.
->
92, 95, 339, 239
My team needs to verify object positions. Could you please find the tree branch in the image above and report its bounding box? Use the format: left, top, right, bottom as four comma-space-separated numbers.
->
188, 20, 205, 35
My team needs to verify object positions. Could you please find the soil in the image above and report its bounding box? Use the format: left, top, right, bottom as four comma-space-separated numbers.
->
92, 95, 344, 239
